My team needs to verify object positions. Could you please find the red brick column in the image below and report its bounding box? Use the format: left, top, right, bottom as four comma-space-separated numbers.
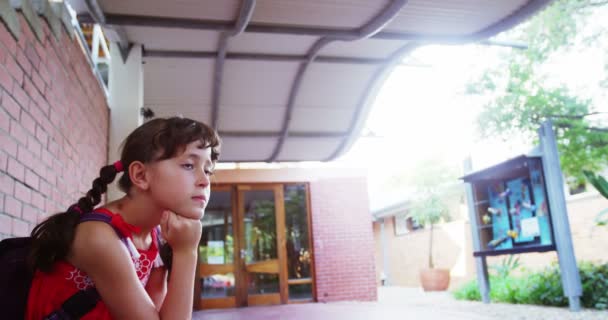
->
310, 176, 377, 302
0, 14, 109, 239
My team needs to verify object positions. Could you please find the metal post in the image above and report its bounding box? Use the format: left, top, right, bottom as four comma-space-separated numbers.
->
538, 120, 582, 311
380, 218, 391, 286
463, 157, 490, 303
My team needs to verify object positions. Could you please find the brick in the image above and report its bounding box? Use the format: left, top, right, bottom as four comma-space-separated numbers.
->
0, 65, 13, 94
0, 213, 10, 234
34, 42, 45, 64
31, 191, 45, 210
16, 51, 32, 78
25, 44, 41, 70
35, 124, 48, 145
0, 152, 6, 172
6, 157, 24, 181
20, 109, 36, 135
6, 56, 23, 86
2, 88, 20, 120
39, 180, 50, 196
17, 145, 35, 169
11, 83, 29, 110
12, 218, 29, 237
9, 119, 28, 146
14, 182, 31, 202
39, 63, 51, 86
48, 139, 59, 157
4, 196, 21, 218
0, 172, 14, 194
1, 132, 18, 156
27, 134, 41, 157
32, 71, 45, 95
0, 23, 17, 56
24, 169, 39, 190
21, 204, 38, 223
0, 108, 8, 132
41, 149, 53, 168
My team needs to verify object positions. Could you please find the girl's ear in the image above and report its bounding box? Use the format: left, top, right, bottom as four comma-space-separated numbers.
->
129, 161, 150, 190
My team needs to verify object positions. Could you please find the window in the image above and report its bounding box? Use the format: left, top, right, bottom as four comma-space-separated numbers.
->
394, 214, 422, 236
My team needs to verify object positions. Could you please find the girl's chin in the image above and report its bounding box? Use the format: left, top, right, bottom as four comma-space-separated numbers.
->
178, 209, 205, 220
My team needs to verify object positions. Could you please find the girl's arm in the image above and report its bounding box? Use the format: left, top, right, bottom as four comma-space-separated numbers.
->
71, 214, 201, 320
145, 267, 168, 311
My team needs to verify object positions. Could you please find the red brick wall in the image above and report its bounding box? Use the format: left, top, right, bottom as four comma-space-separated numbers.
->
0, 13, 109, 239
310, 177, 377, 302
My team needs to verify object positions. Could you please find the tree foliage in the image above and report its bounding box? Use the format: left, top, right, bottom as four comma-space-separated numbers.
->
469, 0, 608, 183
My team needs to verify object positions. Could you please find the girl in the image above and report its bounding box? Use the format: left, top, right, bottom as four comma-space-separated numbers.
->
25, 117, 220, 319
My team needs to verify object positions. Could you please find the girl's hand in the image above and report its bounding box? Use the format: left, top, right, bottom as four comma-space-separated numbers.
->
159, 210, 201, 253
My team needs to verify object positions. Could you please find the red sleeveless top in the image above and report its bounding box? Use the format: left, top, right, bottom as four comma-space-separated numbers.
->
25, 208, 161, 320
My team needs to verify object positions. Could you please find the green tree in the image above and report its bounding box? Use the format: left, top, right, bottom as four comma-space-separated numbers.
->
409, 193, 450, 268
469, 0, 608, 183
401, 157, 458, 268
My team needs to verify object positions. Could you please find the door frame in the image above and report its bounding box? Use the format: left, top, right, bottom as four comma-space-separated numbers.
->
236, 183, 289, 306
195, 183, 315, 310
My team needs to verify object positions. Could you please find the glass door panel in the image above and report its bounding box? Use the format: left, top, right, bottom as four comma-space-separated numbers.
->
196, 186, 237, 310
238, 185, 287, 306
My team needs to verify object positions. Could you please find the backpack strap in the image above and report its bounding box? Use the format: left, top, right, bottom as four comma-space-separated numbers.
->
42, 210, 142, 320
153, 226, 164, 268
80, 211, 142, 259
42, 288, 100, 320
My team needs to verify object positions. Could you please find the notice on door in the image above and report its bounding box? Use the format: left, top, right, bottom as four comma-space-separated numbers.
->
520, 217, 540, 239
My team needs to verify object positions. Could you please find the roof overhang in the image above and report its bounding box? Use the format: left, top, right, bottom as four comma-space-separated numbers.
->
68, 0, 554, 162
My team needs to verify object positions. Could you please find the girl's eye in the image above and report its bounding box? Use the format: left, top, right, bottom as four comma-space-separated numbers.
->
182, 163, 194, 170
205, 170, 215, 176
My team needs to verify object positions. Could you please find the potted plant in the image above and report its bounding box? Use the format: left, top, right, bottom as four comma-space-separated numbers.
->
409, 192, 451, 291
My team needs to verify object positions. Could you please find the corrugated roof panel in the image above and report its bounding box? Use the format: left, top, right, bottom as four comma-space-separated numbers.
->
143, 58, 214, 106
385, 0, 530, 35
99, 0, 240, 20
124, 26, 220, 51
251, 0, 390, 29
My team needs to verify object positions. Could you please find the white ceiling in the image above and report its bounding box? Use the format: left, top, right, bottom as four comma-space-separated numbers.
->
68, 0, 554, 162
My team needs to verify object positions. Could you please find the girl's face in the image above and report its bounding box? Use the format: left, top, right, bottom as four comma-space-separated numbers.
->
147, 141, 214, 220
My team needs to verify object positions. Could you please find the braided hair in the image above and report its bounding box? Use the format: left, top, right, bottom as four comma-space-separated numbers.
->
29, 117, 220, 272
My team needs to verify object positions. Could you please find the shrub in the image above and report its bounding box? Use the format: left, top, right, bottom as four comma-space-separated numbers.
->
452, 261, 608, 310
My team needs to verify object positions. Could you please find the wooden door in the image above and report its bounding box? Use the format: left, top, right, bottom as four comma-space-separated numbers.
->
236, 184, 288, 306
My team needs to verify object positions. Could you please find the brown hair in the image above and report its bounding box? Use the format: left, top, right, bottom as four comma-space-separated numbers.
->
30, 117, 220, 272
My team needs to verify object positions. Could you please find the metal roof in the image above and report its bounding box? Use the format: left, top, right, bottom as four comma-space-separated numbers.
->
68, 0, 553, 162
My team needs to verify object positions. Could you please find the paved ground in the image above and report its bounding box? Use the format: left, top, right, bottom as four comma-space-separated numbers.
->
192, 287, 608, 320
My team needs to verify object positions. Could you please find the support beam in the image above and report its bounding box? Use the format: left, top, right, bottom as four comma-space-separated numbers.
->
107, 44, 143, 201
211, 0, 256, 129
143, 49, 385, 65
268, 0, 409, 162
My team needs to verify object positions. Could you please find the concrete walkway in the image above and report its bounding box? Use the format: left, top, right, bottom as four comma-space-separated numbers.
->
192, 287, 608, 320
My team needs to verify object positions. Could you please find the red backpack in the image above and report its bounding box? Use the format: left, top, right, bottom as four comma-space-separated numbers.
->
0, 211, 133, 319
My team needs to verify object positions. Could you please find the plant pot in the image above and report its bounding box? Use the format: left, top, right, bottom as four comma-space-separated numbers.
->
420, 268, 450, 291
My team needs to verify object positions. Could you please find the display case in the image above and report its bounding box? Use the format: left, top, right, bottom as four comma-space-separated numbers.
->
462, 155, 556, 257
